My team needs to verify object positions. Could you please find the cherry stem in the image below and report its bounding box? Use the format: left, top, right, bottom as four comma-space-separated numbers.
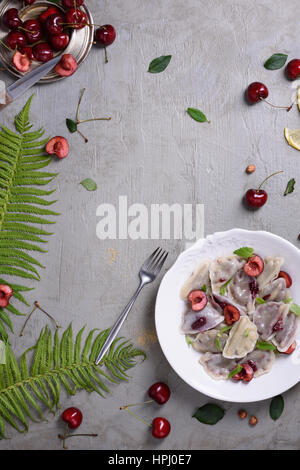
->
260, 97, 293, 111
34, 301, 61, 329
257, 170, 284, 191
104, 47, 108, 63
77, 117, 111, 123
121, 407, 152, 428
19, 304, 37, 336
76, 129, 88, 143
120, 400, 153, 410
76, 87, 85, 122
0, 39, 13, 52
19, 27, 38, 34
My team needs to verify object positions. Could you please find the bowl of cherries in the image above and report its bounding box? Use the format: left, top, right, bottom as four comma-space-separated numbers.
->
0, 0, 94, 82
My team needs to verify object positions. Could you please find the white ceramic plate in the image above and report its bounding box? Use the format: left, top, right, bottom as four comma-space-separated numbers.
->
155, 228, 300, 402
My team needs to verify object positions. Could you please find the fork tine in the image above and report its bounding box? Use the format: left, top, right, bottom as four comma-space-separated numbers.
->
149, 248, 166, 271
153, 251, 168, 275
141, 247, 161, 270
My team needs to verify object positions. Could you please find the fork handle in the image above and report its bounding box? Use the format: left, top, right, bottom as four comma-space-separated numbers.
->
95, 282, 144, 365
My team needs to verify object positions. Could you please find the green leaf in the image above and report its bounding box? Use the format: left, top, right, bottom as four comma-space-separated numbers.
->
66, 118, 77, 133
148, 55, 172, 73
264, 53, 288, 70
193, 403, 225, 425
220, 278, 232, 296
270, 395, 284, 420
187, 108, 209, 123
80, 178, 97, 191
0, 95, 58, 339
256, 297, 266, 304
219, 325, 232, 334
284, 178, 295, 196
185, 335, 194, 347
214, 337, 222, 351
200, 284, 207, 293
233, 247, 254, 259
0, 341, 5, 364
228, 364, 243, 379
289, 303, 300, 315
256, 340, 277, 351
283, 297, 292, 304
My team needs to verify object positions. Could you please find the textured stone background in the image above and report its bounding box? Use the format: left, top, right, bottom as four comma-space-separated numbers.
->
0, 0, 300, 450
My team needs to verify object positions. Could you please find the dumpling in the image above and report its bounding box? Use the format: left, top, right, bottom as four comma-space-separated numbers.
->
257, 257, 283, 290
253, 302, 289, 340
181, 302, 224, 334
199, 352, 238, 380
192, 329, 228, 353
272, 313, 299, 352
243, 350, 275, 377
260, 278, 288, 303
222, 316, 258, 359
209, 255, 245, 295
180, 259, 210, 300
229, 270, 256, 313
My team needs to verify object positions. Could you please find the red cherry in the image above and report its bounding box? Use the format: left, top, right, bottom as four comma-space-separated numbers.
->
19, 45, 34, 60
50, 32, 70, 51
247, 82, 269, 103
95, 24, 116, 46
2, 8, 22, 30
283, 341, 296, 354
46, 136, 69, 158
0, 284, 13, 308
245, 189, 268, 208
243, 254, 264, 277
286, 59, 300, 80
39, 6, 61, 23
224, 305, 240, 325
12, 50, 31, 72
151, 417, 171, 439
45, 13, 64, 35
6, 31, 26, 50
188, 290, 207, 311
61, 407, 82, 429
148, 382, 171, 405
32, 42, 53, 62
23, 19, 43, 44
62, 0, 84, 7
64, 8, 87, 29
278, 271, 292, 288
54, 54, 77, 77
232, 363, 254, 382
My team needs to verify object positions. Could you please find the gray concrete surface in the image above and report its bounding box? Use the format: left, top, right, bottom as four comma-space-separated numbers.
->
1, 0, 300, 450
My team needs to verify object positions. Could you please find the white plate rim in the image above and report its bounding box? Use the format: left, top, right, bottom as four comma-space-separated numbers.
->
155, 228, 300, 403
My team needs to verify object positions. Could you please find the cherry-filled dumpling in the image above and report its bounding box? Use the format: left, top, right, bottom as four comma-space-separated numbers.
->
260, 278, 289, 303
257, 256, 283, 290
181, 302, 223, 334
209, 255, 245, 295
272, 313, 298, 352
222, 316, 258, 359
229, 269, 257, 313
253, 302, 289, 341
192, 329, 229, 353
242, 350, 275, 377
180, 259, 210, 300
199, 352, 238, 380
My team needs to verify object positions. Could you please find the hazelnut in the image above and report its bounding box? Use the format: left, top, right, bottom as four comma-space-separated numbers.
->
238, 409, 248, 419
246, 164, 256, 174
249, 415, 258, 426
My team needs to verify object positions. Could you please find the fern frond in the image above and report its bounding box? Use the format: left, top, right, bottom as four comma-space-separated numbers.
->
0, 325, 146, 437
0, 95, 58, 339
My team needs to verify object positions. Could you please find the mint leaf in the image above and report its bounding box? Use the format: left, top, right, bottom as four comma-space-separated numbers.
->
264, 53, 288, 70
283, 297, 292, 304
200, 284, 207, 293
187, 108, 209, 123
270, 395, 284, 420
148, 55, 171, 73
290, 303, 300, 316
219, 325, 232, 334
214, 337, 222, 351
256, 340, 277, 351
284, 178, 295, 196
193, 404, 225, 425
233, 247, 254, 259
66, 118, 77, 133
80, 178, 97, 191
228, 364, 242, 379
256, 297, 266, 304
185, 335, 194, 347
220, 278, 232, 295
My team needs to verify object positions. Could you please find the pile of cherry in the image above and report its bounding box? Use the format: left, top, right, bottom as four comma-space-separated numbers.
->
1, 0, 116, 76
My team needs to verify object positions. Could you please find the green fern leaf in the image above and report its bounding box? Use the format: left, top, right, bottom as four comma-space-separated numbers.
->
0, 95, 58, 339
0, 325, 146, 437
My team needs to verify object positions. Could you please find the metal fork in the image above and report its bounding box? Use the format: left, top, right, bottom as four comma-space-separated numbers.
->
95, 247, 168, 365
